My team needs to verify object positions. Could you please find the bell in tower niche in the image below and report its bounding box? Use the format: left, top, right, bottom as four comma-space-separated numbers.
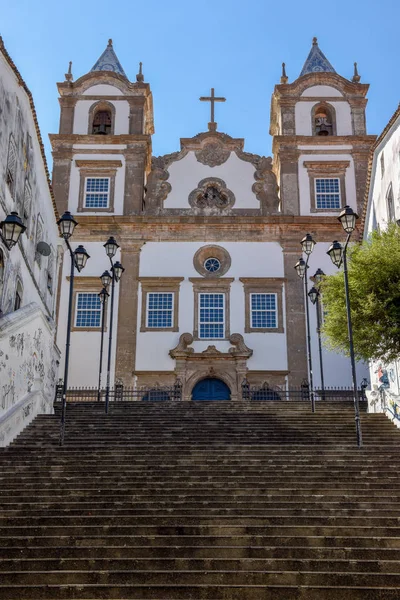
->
92, 109, 112, 135
314, 106, 333, 136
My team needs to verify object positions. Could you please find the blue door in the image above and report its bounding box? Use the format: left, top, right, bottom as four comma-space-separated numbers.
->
192, 378, 231, 401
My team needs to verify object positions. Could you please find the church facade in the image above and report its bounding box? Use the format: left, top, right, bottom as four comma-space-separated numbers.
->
53, 39, 375, 399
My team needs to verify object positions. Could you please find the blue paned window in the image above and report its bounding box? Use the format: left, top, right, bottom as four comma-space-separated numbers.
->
250, 293, 277, 329
84, 177, 110, 208
315, 178, 341, 210
199, 293, 224, 339
75, 293, 101, 328
147, 293, 173, 328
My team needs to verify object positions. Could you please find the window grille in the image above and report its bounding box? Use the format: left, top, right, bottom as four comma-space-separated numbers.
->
84, 178, 110, 208
250, 293, 277, 328
199, 293, 224, 339
75, 293, 102, 328
146, 293, 173, 328
315, 178, 341, 210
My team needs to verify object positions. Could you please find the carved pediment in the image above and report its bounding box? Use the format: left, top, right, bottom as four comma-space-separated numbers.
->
169, 333, 253, 360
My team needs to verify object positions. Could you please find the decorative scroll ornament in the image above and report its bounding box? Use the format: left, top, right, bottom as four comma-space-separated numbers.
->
195, 142, 230, 167
144, 150, 187, 214
189, 178, 235, 212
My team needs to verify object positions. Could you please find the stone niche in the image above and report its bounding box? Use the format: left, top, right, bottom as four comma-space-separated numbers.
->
169, 332, 253, 401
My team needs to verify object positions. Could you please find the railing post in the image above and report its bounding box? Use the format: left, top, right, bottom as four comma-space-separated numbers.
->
242, 378, 250, 402
174, 378, 182, 401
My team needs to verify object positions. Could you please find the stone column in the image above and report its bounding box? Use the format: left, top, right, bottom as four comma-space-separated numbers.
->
52, 148, 72, 215
280, 100, 296, 135
282, 240, 308, 387
123, 147, 147, 215
279, 148, 300, 215
115, 244, 143, 387
59, 98, 76, 135
128, 98, 146, 135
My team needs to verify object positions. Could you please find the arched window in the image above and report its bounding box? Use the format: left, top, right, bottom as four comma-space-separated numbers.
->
312, 104, 336, 136
14, 280, 23, 311
88, 101, 115, 135
92, 109, 112, 135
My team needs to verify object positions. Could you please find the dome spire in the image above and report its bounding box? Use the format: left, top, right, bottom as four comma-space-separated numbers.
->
300, 37, 336, 77
90, 39, 127, 78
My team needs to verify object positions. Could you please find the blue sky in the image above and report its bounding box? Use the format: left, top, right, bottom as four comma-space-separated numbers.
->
1, 0, 399, 163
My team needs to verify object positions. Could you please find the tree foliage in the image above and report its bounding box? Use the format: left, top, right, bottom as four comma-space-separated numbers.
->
321, 223, 400, 363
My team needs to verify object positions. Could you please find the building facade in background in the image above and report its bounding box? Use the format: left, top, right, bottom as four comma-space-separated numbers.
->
363, 104, 400, 404
0, 38, 61, 445
53, 38, 376, 400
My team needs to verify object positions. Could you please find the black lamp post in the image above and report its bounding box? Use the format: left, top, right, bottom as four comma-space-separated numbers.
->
308, 269, 326, 401
57, 212, 90, 446
103, 237, 124, 414
0, 212, 26, 314
0, 211, 26, 249
294, 233, 316, 413
97, 285, 110, 402
327, 205, 362, 448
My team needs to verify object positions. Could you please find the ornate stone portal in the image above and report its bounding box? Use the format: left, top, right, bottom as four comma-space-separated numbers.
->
169, 333, 253, 401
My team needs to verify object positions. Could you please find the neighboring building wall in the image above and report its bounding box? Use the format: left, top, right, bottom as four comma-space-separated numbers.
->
364, 105, 400, 415
0, 38, 61, 445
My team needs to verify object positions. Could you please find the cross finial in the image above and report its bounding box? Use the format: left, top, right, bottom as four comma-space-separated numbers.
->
65, 61, 73, 82
352, 61, 361, 83
199, 88, 226, 132
312, 37, 318, 46
280, 62, 288, 84
108, 39, 113, 46
136, 61, 144, 83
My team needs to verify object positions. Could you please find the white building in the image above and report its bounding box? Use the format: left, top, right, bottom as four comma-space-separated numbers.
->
0, 37, 61, 445
363, 103, 400, 410
53, 38, 373, 400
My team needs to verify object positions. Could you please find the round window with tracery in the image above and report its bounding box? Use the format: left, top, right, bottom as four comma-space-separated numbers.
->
204, 257, 221, 273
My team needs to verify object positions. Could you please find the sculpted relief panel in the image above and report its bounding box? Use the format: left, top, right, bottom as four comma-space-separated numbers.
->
143, 133, 280, 215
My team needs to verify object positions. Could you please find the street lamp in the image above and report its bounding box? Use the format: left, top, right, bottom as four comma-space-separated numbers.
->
103, 237, 124, 414
57, 211, 90, 446
327, 205, 362, 448
0, 212, 26, 249
294, 233, 316, 413
97, 286, 109, 403
308, 269, 326, 401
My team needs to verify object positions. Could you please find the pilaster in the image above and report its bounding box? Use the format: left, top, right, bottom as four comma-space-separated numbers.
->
281, 239, 308, 386
52, 148, 73, 215
123, 147, 147, 215
115, 244, 143, 386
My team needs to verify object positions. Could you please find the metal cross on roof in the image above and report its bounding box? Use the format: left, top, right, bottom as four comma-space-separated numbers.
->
199, 88, 226, 132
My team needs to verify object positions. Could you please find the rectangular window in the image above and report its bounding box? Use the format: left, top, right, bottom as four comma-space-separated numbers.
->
75, 292, 101, 328
315, 178, 341, 210
250, 293, 277, 329
84, 177, 110, 208
146, 292, 173, 328
199, 293, 224, 339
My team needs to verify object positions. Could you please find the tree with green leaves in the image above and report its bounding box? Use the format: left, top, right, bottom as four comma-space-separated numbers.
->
321, 223, 400, 363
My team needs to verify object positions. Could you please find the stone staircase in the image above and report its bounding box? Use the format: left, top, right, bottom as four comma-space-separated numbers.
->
1, 400, 400, 599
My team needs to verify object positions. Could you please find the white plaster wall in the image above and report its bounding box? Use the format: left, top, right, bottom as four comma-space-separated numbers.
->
56, 242, 121, 387
136, 241, 287, 372
298, 153, 357, 216
67, 154, 126, 215
164, 152, 259, 210
295, 100, 352, 136
82, 84, 124, 96
0, 52, 60, 318
366, 118, 400, 233
305, 243, 368, 388
364, 112, 400, 398
73, 99, 130, 135
301, 85, 343, 97
0, 304, 60, 446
